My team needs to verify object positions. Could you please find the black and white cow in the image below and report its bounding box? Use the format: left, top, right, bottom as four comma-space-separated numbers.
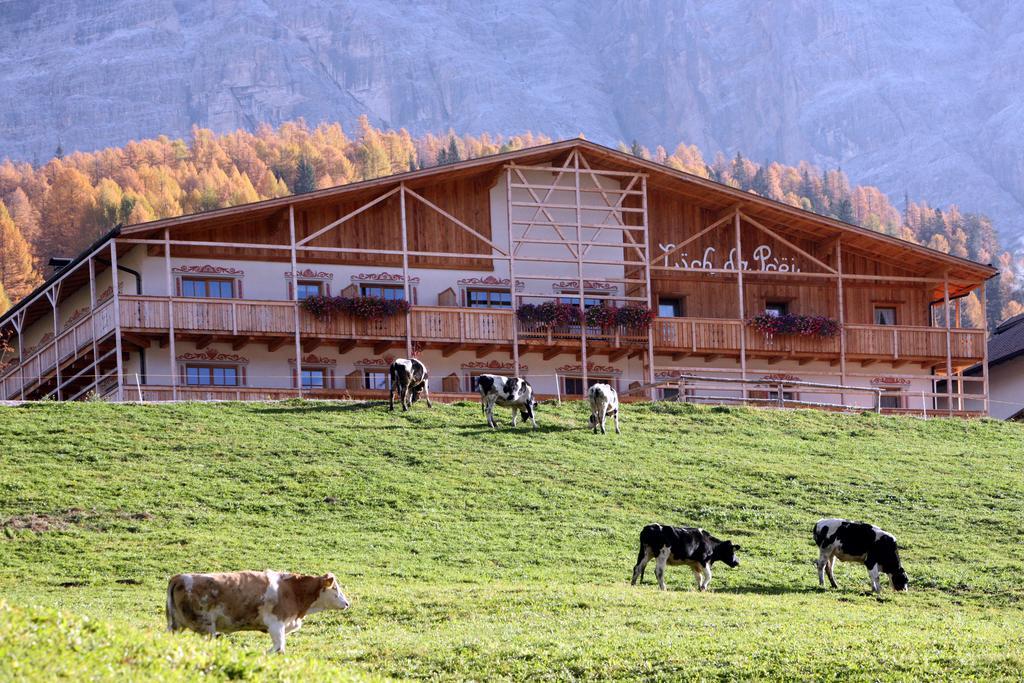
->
476, 374, 538, 429
814, 518, 909, 594
631, 523, 741, 591
587, 383, 620, 434
388, 358, 432, 411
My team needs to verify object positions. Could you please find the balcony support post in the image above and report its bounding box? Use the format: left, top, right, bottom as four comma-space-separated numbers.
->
12, 309, 25, 400
943, 271, 953, 416
400, 184, 413, 360
835, 239, 847, 406
505, 168, 521, 376
574, 151, 589, 392
45, 282, 62, 400
289, 204, 303, 398
980, 283, 990, 415
641, 175, 656, 399
164, 229, 177, 401
110, 240, 124, 402
88, 256, 99, 395
734, 210, 747, 399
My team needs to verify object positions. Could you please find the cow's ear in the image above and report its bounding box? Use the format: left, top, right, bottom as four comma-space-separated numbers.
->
731, 544, 742, 551
322, 573, 335, 587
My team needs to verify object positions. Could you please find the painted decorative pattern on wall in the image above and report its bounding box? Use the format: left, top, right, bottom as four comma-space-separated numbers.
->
176, 348, 250, 364
172, 265, 245, 276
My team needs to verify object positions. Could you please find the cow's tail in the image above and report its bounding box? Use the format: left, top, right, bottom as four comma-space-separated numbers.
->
165, 577, 177, 632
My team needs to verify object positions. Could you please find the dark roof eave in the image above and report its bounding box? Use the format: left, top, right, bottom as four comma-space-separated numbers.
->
0, 225, 122, 328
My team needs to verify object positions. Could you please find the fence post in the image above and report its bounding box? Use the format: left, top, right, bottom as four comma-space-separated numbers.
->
677, 378, 684, 402
875, 389, 882, 414
135, 373, 143, 402
921, 390, 927, 420
777, 382, 785, 408
554, 373, 561, 405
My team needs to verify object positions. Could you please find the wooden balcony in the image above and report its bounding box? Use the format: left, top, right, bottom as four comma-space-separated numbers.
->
653, 317, 985, 367
114, 297, 985, 368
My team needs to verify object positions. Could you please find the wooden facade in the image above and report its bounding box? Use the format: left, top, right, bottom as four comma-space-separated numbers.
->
0, 140, 995, 415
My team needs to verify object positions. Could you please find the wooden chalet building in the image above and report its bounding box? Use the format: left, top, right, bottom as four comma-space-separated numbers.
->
0, 140, 996, 415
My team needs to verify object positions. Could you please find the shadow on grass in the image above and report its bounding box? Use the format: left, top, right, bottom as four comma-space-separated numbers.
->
257, 401, 391, 414
456, 424, 577, 436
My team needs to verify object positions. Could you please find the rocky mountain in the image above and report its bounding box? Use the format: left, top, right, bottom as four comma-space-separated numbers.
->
2, 0, 1023, 249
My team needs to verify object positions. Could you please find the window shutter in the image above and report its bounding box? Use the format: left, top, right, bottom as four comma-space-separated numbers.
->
287, 281, 293, 299
175, 277, 182, 297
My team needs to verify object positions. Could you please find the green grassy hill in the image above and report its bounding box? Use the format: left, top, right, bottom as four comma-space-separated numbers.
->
1, 401, 1023, 681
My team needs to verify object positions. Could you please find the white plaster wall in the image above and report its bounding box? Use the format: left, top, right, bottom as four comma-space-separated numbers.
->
985, 356, 1024, 419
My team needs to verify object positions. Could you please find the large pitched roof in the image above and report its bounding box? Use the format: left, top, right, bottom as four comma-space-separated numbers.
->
1, 138, 999, 329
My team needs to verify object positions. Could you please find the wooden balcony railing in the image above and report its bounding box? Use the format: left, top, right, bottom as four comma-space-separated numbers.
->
653, 317, 985, 363
115, 297, 986, 364
1, 298, 116, 399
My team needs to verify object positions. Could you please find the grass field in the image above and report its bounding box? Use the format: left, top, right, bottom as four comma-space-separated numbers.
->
1, 400, 1023, 681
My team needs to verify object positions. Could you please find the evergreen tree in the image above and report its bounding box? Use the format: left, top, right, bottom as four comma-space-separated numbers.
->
0, 201, 40, 302
436, 147, 447, 165
835, 198, 855, 223
751, 163, 769, 196
408, 153, 417, 172
630, 140, 644, 158
54, 142, 64, 160
294, 156, 317, 194
447, 137, 461, 164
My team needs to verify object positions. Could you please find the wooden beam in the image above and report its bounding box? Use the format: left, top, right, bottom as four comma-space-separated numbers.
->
373, 341, 394, 355
338, 339, 358, 354
649, 210, 735, 267
798, 357, 815, 366
441, 344, 461, 358
475, 346, 491, 359
766, 356, 784, 365
194, 335, 213, 350
672, 352, 689, 362
120, 333, 151, 349
302, 339, 321, 353
860, 359, 877, 368
543, 347, 562, 361
739, 212, 838, 273
267, 338, 288, 352
608, 348, 630, 363
232, 337, 251, 351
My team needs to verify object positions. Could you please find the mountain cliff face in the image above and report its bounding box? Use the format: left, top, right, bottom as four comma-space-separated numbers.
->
1, 0, 1023, 248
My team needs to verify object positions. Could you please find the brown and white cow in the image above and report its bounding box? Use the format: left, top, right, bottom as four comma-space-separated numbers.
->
166, 570, 350, 653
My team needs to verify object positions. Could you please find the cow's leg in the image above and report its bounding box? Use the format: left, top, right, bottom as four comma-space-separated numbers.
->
691, 566, 702, 590
422, 383, 433, 408
825, 554, 839, 589
268, 620, 287, 653
613, 409, 620, 434
510, 405, 518, 427
699, 563, 713, 591
654, 546, 671, 591
528, 403, 538, 429
403, 385, 411, 411
598, 406, 607, 434
631, 545, 651, 585
867, 563, 882, 594
816, 549, 829, 587
486, 401, 496, 429
389, 383, 396, 411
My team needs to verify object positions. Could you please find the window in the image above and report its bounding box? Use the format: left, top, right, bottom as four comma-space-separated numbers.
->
660, 387, 679, 401
296, 281, 324, 300
363, 370, 388, 390
181, 278, 234, 299
301, 368, 326, 390
466, 289, 512, 308
879, 390, 902, 409
563, 377, 606, 396
764, 301, 789, 317
658, 297, 684, 318
874, 306, 897, 326
185, 365, 239, 386
765, 389, 797, 403
360, 284, 405, 300
558, 295, 604, 309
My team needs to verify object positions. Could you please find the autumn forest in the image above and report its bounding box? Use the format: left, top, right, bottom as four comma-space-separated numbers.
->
0, 116, 1021, 327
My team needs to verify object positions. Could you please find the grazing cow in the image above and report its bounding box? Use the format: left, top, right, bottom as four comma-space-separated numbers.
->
587, 383, 620, 434
814, 518, 909, 594
389, 358, 432, 411
166, 570, 349, 653
476, 374, 538, 429
631, 523, 741, 591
